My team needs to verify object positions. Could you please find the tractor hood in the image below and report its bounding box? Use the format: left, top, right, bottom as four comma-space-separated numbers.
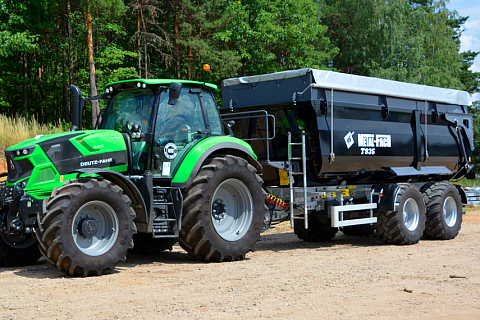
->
4, 130, 128, 191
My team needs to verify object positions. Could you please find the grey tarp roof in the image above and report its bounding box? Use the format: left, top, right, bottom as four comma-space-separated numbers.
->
223, 68, 471, 106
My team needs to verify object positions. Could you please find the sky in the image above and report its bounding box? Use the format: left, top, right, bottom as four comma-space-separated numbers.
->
446, 0, 480, 103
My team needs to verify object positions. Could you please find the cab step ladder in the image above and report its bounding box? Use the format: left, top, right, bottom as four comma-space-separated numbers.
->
288, 131, 309, 229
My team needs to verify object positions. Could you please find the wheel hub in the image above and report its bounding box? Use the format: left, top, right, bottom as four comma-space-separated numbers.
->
212, 199, 227, 220
78, 218, 98, 238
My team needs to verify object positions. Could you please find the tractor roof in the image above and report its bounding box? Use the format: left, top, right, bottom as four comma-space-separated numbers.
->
105, 79, 217, 91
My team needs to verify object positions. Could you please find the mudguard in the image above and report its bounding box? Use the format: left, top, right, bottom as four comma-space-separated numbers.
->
72, 168, 148, 224
171, 136, 262, 189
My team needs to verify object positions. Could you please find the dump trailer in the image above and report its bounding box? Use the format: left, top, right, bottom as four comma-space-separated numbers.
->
0, 71, 267, 275
221, 68, 474, 243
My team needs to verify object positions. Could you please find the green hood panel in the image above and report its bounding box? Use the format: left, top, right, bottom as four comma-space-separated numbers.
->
7, 130, 126, 155
5, 130, 128, 198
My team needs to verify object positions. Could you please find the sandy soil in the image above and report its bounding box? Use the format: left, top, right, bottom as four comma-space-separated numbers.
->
0, 210, 479, 319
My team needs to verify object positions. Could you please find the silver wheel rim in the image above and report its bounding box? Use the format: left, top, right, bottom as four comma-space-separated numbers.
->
72, 201, 119, 256
403, 198, 420, 231
211, 179, 253, 242
443, 196, 457, 228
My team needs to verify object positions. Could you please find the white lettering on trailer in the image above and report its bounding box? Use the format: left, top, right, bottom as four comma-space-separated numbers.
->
358, 134, 375, 147
357, 133, 391, 155
375, 134, 391, 148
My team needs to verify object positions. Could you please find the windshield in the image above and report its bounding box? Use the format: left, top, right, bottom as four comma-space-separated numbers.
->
155, 87, 206, 140
100, 89, 155, 133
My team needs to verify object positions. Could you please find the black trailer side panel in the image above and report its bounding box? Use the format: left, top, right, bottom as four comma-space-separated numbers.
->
221, 69, 473, 185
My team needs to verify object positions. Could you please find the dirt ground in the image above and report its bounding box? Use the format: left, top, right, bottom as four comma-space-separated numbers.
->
0, 210, 479, 320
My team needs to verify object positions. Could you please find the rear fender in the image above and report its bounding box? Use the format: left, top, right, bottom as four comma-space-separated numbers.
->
171, 138, 262, 189
373, 184, 401, 211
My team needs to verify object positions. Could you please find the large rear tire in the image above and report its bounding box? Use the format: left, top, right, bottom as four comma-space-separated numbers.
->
422, 182, 462, 240
179, 155, 266, 262
36, 178, 136, 276
294, 214, 338, 242
376, 184, 426, 245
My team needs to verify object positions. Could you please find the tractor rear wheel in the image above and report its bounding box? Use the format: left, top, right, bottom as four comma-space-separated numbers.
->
179, 155, 266, 261
36, 178, 136, 276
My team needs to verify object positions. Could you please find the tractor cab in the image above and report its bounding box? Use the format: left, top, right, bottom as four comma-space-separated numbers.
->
98, 79, 223, 178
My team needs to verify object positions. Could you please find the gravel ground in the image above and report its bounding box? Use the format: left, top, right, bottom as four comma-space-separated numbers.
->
1, 209, 479, 319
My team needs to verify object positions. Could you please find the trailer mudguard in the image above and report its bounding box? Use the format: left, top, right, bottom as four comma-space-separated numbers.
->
373, 184, 401, 211
171, 136, 262, 188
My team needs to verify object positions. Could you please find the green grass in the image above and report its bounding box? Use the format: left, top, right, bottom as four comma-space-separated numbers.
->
453, 178, 480, 188
0, 114, 65, 159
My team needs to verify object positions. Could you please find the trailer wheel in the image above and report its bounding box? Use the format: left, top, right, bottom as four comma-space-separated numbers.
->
36, 178, 136, 276
179, 155, 266, 261
0, 230, 41, 267
294, 215, 338, 242
129, 233, 176, 255
376, 184, 426, 245
422, 182, 462, 240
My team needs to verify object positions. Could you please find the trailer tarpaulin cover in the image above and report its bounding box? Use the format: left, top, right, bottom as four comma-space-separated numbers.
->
223, 68, 471, 106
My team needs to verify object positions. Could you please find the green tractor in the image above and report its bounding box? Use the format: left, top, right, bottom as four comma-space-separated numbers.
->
0, 77, 266, 276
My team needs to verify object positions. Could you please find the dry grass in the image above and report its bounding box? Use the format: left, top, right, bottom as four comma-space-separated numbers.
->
0, 114, 65, 177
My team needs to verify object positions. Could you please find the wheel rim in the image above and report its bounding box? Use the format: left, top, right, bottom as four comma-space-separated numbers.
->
211, 179, 253, 242
403, 198, 420, 231
72, 201, 119, 256
443, 196, 457, 228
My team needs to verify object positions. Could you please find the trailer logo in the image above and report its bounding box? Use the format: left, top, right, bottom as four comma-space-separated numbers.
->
80, 158, 113, 167
344, 132, 355, 149
164, 143, 178, 160
358, 134, 391, 148
357, 133, 391, 155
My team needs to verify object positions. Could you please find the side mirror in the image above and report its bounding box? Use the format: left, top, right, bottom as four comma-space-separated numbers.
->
168, 82, 182, 105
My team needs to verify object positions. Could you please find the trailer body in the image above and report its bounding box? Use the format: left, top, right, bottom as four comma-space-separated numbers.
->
221, 69, 473, 244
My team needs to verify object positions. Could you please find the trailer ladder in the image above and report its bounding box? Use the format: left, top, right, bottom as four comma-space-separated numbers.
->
288, 131, 309, 229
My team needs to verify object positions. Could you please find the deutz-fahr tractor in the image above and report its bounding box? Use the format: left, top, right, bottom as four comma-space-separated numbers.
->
0, 71, 267, 276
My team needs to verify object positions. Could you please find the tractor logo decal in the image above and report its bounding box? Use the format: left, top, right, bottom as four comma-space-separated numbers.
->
164, 143, 178, 160
80, 158, 113, 167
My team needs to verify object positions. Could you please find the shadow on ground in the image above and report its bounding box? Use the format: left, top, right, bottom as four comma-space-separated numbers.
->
5, 231, 390, 279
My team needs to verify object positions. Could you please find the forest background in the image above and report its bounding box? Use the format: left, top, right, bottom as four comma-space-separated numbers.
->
1, 0, 480, 169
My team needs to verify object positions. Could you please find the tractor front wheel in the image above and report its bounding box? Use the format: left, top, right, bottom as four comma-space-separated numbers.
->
36, 178, 136, 276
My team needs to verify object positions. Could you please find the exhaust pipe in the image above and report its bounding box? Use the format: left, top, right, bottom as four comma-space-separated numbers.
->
70, 84, 84, 131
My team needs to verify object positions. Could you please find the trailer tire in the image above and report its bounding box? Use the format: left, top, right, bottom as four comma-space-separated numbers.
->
36, 178, 136, 276
294, 215, 338, 242
0, 231, 41, 267
129, 233, 176, 255
179, 155, 266, 262
422, 182, 462, 240
376, 184, 425, 245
